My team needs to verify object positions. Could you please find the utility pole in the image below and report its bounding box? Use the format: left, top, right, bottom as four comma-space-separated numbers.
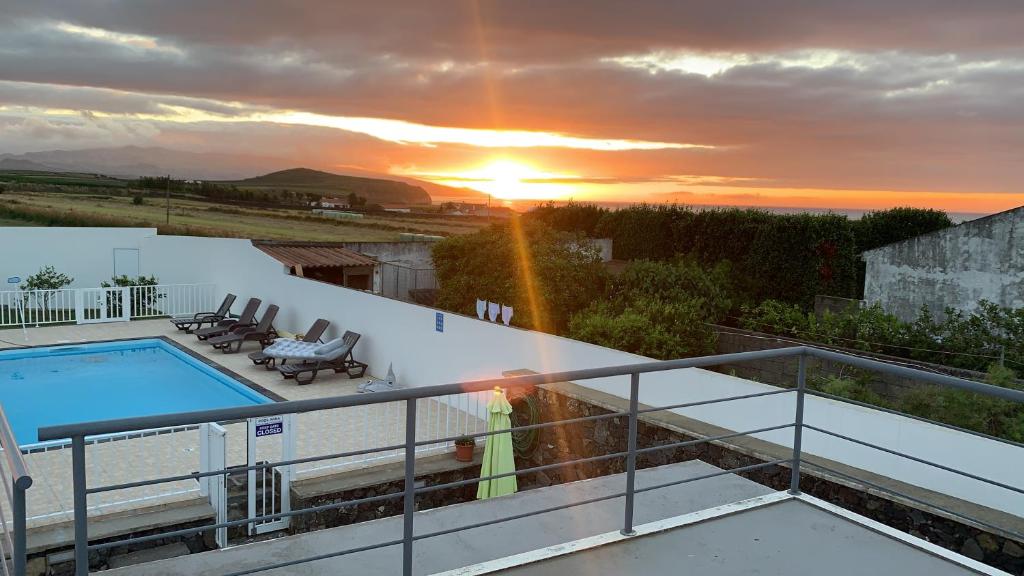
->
165, 174, 171, 225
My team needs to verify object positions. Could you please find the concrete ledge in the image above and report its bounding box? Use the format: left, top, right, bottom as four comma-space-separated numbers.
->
26, 497, 214, 554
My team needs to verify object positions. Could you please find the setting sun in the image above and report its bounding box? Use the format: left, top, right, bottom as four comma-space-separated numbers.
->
431, 159, 577, 200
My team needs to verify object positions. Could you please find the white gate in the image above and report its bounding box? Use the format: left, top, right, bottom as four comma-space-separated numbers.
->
199, 423, 229, 548
247, 415, 295, 535
75, 287, 130, 324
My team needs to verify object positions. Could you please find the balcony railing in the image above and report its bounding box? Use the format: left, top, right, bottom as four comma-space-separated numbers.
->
25, 346, 1024, 576
0, 405, 32, 576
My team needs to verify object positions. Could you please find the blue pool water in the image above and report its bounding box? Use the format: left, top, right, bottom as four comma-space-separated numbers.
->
0, 339, 271, 446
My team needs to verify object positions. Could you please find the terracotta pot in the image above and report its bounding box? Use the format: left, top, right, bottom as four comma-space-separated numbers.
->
455, 443, 475, 462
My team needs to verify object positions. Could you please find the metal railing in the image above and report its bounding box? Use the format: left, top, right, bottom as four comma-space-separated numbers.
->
34, 346, 1024, 576
0, 284, 216, 327
0, 405, 32, 576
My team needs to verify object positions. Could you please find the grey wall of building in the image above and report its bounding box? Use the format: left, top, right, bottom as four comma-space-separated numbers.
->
863, 207, 1024, 321
340, 241, 436, 267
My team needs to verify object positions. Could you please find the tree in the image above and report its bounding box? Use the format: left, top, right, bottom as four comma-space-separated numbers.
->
347, 192, 367, 208
433, 221, 608, 333
20, 266, 74, 319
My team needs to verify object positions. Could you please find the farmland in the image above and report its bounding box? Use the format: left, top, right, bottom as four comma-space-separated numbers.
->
0, 171, 492, 241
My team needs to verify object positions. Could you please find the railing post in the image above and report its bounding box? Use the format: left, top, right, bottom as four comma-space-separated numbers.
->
12, 478, 30, 576
402, 398, 417, 576
72, 435, 89, 576
789, 354, 807, 495
621, 372, 640, 536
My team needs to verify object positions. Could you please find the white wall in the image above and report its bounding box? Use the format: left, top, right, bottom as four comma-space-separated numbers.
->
4, 228, 1020, 519
0, 228, 157, 288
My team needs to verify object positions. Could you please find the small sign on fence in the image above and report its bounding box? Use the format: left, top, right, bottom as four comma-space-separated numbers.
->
6, 276, 19, 284
253, 416, 284, 437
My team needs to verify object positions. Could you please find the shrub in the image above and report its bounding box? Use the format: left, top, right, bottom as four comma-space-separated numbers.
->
741, 299, 1023, 373
569, 297, 717, 359
433, 222, 608, 333
567, 259, 731, 359
101, 275, 163, 317
853, 207, 953, 253
132, 193, 145, 205
19, 265, 74, 318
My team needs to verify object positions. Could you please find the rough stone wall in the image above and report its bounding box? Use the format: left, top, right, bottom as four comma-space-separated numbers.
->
863, 207, 1024, 321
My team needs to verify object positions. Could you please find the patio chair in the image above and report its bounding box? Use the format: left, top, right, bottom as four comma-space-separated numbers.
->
169, 293, 237, 333
275, 331, 367, 385
193, 298, 261, 341
208, 305, 279, 353
248, 318, 330, 369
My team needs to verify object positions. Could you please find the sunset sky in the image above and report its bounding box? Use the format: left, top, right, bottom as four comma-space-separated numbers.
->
1, 2, 1023, 213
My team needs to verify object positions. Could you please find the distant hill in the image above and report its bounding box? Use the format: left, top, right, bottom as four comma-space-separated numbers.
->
227, 168, 432, 205
0, 146, 490, 202
0, 158, 60, 172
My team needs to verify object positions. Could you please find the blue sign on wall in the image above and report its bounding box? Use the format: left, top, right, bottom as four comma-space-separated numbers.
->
435, 312, 444, 333
6, 277, 19, 284
255, 421, 283, 437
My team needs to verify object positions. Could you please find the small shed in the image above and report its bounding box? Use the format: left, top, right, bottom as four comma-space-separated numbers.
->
254, 241, 380, 292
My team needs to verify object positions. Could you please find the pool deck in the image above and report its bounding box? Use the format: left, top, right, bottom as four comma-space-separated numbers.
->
0, 320, 485, 539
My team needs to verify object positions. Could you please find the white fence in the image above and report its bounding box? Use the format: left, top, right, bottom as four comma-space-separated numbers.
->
0, 284, 216, 327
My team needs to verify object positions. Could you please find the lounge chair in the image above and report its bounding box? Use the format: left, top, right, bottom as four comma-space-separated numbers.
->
193, 298, 261, 341
169, 294, 236, 333
274, 331, 367, 385
248, 318, 330, 369
208, 305, 279, 353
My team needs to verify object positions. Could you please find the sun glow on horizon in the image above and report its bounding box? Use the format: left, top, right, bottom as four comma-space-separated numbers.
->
427, 159, 579, 200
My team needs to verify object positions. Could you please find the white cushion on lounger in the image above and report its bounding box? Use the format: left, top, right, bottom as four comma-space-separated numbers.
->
263, 338, 321, 360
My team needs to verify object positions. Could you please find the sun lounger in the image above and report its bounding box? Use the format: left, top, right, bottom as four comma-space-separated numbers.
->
208, 305, 279, 353
193, 298, 261, 341
169, 293, 236, 333
274, 331, 367, 385
248, 318, 330, 369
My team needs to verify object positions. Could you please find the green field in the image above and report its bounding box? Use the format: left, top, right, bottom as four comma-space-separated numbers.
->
0, 190, 489, 241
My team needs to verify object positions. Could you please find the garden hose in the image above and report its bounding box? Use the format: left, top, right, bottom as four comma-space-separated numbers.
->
509, 393, 541, 457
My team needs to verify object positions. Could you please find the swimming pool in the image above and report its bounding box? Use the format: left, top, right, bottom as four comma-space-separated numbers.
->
0, 338, 272, 447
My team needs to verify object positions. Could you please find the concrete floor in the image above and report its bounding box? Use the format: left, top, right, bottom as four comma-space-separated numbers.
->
105, 460, 776, 576
494, 499, 985, 576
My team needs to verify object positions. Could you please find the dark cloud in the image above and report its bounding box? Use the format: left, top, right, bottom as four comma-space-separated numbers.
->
0, 1, 1022, 198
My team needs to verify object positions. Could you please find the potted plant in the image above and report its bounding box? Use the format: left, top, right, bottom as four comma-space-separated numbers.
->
454, 436, 475, 462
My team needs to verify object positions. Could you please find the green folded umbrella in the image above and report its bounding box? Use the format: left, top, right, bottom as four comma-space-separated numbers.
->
477, 388, 518, 499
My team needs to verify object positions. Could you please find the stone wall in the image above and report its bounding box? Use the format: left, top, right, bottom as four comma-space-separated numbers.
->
863, 206, 1024, 321
712, 325, 997, 399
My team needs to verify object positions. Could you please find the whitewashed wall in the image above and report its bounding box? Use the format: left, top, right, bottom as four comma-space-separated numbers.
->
0, 227, 156, 288
2, 228, 1020, 519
